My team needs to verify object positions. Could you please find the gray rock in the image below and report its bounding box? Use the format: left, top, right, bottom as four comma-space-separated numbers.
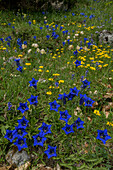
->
98, 30, 113, 45
6, 149, 30, 167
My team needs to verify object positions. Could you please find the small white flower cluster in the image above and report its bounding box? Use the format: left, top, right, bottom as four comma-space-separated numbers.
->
36, 48, 46, 54
32, 43, 39, 48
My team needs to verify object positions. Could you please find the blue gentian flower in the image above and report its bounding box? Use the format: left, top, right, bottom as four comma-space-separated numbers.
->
8, 23, 11, 26
65, 30, 68, 34
29, 78, 38, 89
80, 13, 85, 16
53, 34, 59, 39
64, 16, 67, 18
79, 94, 87, 105
71, 74, 75, 80
13, 125, 28, 138
27, 95, 38, 106
17, 116, 29, 128
60, 26, 63, 31
32, 132, 47, 147
96, 129, 111, 144
46, 25, 49, 29
7, 102, 12, 111
55, 24, 58, 28
62, 42, 66, 46
0, 38, 4, 43
4, 130, 15, 142
51, 31, 56, 37
80, 76, 84, 82
49, 100, 60, 112
70, 87, 80, 97
85, 70, 88, 77
81, 79, 90, 89
46, 35, 50, 40
40, 27, 43, 30
17, 102, 29, 114
58, 93, 68, 105
13, 137, 28, 151
62, 30, 66, 35
44, 145, 57, 159
38, 122, 52, 136
72, 13, 75, 16
7, 42, 10, 47
67, 92, 75, 101
16, 66, 23, 73
12, 26, 15, 29
55, 82, 59, 87
62, 123, 74, 135
84, 97, 95, 107
74, 60, 81, 67
28, 21, 31, 25
73, 50, 78, 57
23, 41, 27, 45
73, 117, 84, 129
33, 36, 36, 39
42, 12, 45, 14
14, 59, 21, 67
59, 110, 72, 123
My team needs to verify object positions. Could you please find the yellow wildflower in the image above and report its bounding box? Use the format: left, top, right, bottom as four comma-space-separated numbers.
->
23, 67, 26, 70
59, 80, 64, 84
90, 67, 96, 70
67, 62, 70, 64
58, 55, 61, 58
25, 63, 31, 66
46, 91, 52, 95
1, 67, 4, 70
103, 64, 108, 67
46, 70, 49, 72
53, 74, 60, 76
94, 110, 101, 116
48, 78, 53, 81
38, 69, 43, 72
18, 54, 23, 58
39, 66, 43, 68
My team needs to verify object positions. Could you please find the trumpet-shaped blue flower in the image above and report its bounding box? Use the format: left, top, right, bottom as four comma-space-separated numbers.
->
13, 125, 28, 138
79, 94, 87, 105
29, 78, 38, 89
59, 110, 72, 123
73, 117, 84, 129
14, 59, 21, 67
14, 137, 28, 151
27, 95, 38, 106
84, 97, 95, 107
62, 123, 74, 135
17, 116, 29, 129
96, 129, 111, 144
38, 122, 52, 136
16, 66, 23, 73
58, 93, 68, 104
74, 60, 81, 67
44, 145, 57, 159
49, 100, 60, 112
32, 132, 47, 147
4, 130, 15, 142
17, 102, 29, 114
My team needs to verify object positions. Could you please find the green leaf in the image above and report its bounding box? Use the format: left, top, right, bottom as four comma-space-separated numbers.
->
60, 163, 74, 170
0, 116, 5, 122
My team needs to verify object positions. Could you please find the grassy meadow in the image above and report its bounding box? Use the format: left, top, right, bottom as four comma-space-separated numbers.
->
0, 0, 113, 169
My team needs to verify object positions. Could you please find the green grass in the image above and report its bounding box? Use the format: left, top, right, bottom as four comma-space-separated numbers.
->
0, 0, 113, 169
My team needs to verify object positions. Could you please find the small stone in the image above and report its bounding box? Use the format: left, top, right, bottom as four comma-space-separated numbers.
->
6, 149, 30, 167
